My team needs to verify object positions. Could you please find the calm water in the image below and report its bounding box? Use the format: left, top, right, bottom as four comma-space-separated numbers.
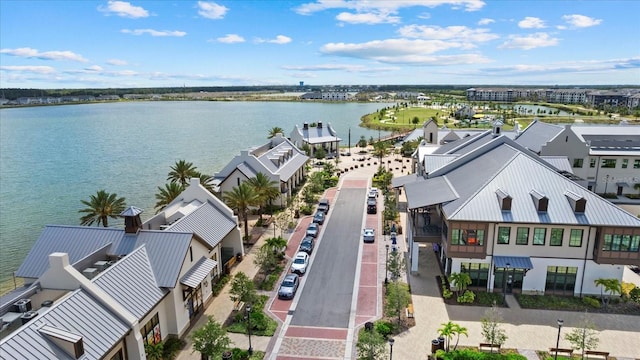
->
0, 101, 387, 284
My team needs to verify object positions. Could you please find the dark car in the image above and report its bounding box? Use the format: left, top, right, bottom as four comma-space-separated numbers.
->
367, 204, 377, 214
317, 198, 330, 213
313, 211, 325, 225
298, 236, 315, 254
278, 273, 300, 300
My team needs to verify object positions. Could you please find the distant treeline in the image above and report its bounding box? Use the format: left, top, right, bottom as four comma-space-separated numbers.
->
1, 84, 636, 101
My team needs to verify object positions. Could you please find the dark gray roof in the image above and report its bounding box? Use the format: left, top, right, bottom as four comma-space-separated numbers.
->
169, 201, 236, 249
405, 177, 458, 210
0, 289, 129, 359
513, 120, 563, 153
120, 206, 143, 216
433, 130, 495, 155
298, 124, 341, 144
180, 257, 217, 288
391, 174, 424, 188
93, 246, 168, 319
494, 256, 533, 269
540, 156, 571, 173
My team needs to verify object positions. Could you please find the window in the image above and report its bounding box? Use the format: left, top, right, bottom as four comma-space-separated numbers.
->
601, 159, 616, 168
589, 158, 596, 168
550, 228, 563, 246
141, 313, 161, 346
533, 228, 546, 245
572, 158, 583, 168
516, 227, 529, 245
451, 229, 461, 245
602, 233, 640, 252
634, 159, 640, 169
622, 159, 628, 168
497, 227, 510, 244
460, 263, 490, 287
450, 225, 485, 246
545, 266, 578, 295
569, 229, 583, 247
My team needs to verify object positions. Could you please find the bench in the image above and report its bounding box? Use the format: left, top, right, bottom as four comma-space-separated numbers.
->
405, 304, 414, 318
479, 343, 501, 353
585, 351, 609, 360
261, 217, 273, 228
233, 300, 245, 312
549, 348, 574, 358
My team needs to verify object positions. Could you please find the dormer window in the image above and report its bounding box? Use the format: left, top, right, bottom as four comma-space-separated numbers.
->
564, 190, 586, 213
530, 189, 548, 212
496, 188, 512, 211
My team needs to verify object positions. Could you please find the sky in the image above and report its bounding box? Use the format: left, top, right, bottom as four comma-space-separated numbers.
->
1, 0, 639, 89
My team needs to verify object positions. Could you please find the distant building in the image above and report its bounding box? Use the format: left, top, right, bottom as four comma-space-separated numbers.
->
290, 121, 341, 158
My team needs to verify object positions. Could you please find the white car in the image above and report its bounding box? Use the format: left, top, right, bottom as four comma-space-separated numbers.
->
291, 252, 310, 274
369, 187, 379, 197
363, 228, 375, 243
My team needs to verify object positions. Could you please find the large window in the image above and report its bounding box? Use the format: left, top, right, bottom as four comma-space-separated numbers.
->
634, 159, 640, 169
516, 227, 529, 245
141, 313, 161, 346
533, 228, 546, 245
589, 158, 596, 168
601, 159, 616, 168
450, 224, 486, 246
572, 158, 583, 168
622, 159, 628, 168
569, 229, 583, 247
497, 227, 510, 244
550, 228, 563, 246
603, 234, 640, 252
460, 263, 490, 288
545, 266, 577, 295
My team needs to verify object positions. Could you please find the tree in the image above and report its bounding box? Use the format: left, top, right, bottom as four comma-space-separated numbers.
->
268, 126, 285, 138
356, 328, 387, 360
264, 236, 287, 255
190, 316, 232, 359
451, 323, 468, 351
144, 342, 164, 360
634, 183, 640, 196
480, 304, 507, 353
79, 190, 126, 227
449, 272, 472, 298
314, 147, 327, 160
154, 182, 185, 213
247, 173, 280, 220
167, 160, 200, 187
229, 272, 257, 305
594, 278, 622, 309
437, 321, 467, 352
565, 313, 600, 359
386, 250, 409, 325
198, 173, 216, 194
253, 245, 279, 274
223, 182, 259, 241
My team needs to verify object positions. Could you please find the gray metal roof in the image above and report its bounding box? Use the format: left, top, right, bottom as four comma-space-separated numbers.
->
275, 153, 308, 181
405, 177, 458, 210
298, 124, 342, 144
391, 174, 424, 188
540, 156, 572, 173
93, 246, 168, 319
169, 201, 236, 249
15, 226, 124, 279
513, 120, 563, 153
0, 289, 129, 359
423, 155, 459, 174
180, 257, 217, 288
493, 256, 533, 269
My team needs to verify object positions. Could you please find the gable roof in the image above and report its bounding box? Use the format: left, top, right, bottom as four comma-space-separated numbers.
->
513, 119, 563, 153
168, 201, 236, 249
293, 122, 342, 144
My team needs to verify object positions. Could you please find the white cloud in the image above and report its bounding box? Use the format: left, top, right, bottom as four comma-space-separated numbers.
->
0, 65, 56, 74
121, 29, 186, 37
0, 47, 88, 62
107, 59, 128, 66
336, 11, 400, 24
562, 14, 602, 28
295, 0, 485, 15
216, 34, 245, 43
499, 32, 559, 50
398, 25, 499, 44
85, 65, 103, 72
98, 1, 149, 18
478, 18, 494, 25
197, 1, 228, 19
481, 57, 640, 75
518, 16, 546, 29
418, 12, 431, 20
255, 35, 292, 44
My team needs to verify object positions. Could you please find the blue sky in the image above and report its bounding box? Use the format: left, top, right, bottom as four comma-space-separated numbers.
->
1, 0, 639, 89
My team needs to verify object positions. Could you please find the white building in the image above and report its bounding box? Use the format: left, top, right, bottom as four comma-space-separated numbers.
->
289, 121, 342, 158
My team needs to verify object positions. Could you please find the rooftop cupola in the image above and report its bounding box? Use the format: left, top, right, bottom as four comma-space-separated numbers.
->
492, 119, 504, 137
120, 206, 144, 234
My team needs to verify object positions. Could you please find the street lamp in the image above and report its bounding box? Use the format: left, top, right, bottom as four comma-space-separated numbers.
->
502, 263, 511, 305
604, 174, 609, 195
388, 338, 395, 360
554, 319, 563, 360
385, 244, 390, 284
246, 304, 253, 355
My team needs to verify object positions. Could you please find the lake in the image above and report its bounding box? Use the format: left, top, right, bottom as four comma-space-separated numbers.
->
0, 101, 388, 285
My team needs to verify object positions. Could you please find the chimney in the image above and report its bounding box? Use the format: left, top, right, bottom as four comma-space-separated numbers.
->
317, 121, 323, 128
303, 122, 309, 130
120, 206, 143, 234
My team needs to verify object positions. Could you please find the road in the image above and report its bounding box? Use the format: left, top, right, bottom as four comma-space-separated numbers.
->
290, 188, 366, 328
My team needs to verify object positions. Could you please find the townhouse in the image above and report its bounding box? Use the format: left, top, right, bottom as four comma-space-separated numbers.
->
289, 121, 341, 159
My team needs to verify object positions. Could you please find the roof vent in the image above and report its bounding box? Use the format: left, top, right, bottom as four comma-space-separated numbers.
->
530, 189, 548, 212
564, 190, 586, 213
495, 188, 512, 211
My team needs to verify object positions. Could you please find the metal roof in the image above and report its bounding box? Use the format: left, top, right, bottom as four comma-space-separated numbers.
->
540, 156, 572, 173
493, 256, 533, 269
513, 120, 563, 153
391, 174, 424, 188
180, 257, 217, 288
0, 289, 129, 359
169, 201, 236, 249
93, 246, 168, 319
405, 177, 458, 210
423, 155, 459, 174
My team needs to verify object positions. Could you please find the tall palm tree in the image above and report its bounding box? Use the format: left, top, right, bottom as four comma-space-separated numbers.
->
594, 278, 622, 309
247, 172, 280, 220
79, 190, 126, 227
264, 236, 288, 255
223, 182, 259, 240
451, 323, 468, 351
268, 126, 285, 139
167, 160, 200, 186
198, 173, 216, 194
154, 182, 185, 213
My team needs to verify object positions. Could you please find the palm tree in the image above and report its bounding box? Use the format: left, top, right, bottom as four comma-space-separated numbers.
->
268, 126, 285, 139
167, 160, 200, 186
223, 182, 259, 240
451, 323, 468, 351
155, 182, 185, 213
449, 272, 472, 298
198, 173, 216, 194
79, 190, 126, 227
264, 236, 287, 255
437, 321, 455, 352
594, 278, 622, 309
247, 173, 280, 220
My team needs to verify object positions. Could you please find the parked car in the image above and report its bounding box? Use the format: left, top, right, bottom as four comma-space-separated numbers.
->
367, 204, 377, 214
291, 252, 310, 275
317, 198, 330, 213
368, 190, 378, 199
278, 273, 300, 300
363, 228, 375, 243
370, 187, 379, 197
306, 223, 320, 237
313, 211, 325, 225
298, 236, 315, 254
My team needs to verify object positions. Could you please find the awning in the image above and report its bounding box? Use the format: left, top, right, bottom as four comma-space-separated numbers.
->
181, 257, 217, 288
616, 182, 629, 188
493, 256, 533, 270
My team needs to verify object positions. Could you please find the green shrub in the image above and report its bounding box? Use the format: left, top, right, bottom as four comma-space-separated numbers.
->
300, 204, 313, 215
212, 274, 231, 296
457, 290, 476, 304
260, 273, 279, 291
443, 288, 453, 299
374, 320, 394, 337
630, 287, 640, 303
163, 337, 185, 359
231, 347, 250, 360
582, 296, 601, 308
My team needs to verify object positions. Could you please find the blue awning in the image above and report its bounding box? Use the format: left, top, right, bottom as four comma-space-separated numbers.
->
493, 256, 533, 270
